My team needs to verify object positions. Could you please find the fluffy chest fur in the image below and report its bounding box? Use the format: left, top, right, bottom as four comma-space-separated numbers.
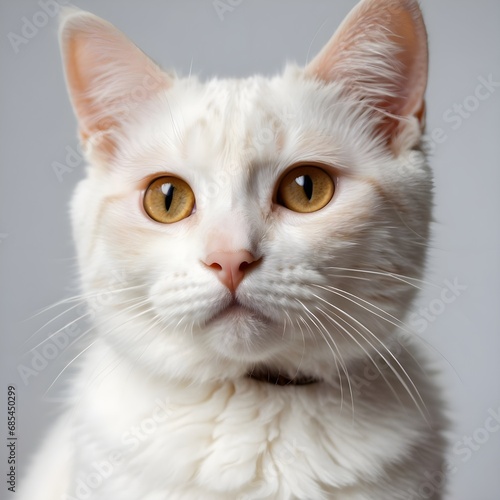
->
66, 342, 441, 500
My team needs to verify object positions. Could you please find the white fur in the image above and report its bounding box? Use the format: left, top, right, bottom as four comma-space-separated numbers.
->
20, 1, 446, 499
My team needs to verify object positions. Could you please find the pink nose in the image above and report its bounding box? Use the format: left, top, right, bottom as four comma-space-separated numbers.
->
204, 250, 258, 292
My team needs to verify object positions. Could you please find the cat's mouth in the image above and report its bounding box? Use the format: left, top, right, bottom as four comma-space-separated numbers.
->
207, 298, 265, 324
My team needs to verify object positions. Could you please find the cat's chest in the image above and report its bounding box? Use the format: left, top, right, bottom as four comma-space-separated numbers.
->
70, 359, 423, 500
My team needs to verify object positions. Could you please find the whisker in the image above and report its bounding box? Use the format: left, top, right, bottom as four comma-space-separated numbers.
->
116, 314, 164, 384
323, 266, 440, 290
43, 340, 97, 398
25, 283, 149, 321
72, 304, 160, 397
27, 310, 91, 350
27, 295, 150, 352
326, 274, 374, 282
313, 284, 412, 337
285, 311, 308, 384
80, 307, 161, 399
310, 291, 429, 420
39, 299, 156, 399
314, 282, 442, 370
314, 302, 405, 409
297, 300, 353, 415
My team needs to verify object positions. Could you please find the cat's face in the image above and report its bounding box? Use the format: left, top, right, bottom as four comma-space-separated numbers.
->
62, 0, 431, 383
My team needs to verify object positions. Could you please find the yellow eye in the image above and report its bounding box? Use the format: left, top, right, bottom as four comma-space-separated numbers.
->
277, 166, 335, 213
143, 176, 195, 223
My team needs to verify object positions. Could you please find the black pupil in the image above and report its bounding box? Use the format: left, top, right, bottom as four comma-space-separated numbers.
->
163, 184, 175, 211
296, 175, 313, 201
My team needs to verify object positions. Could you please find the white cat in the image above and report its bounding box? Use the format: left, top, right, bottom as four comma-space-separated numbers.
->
20, 0, 447, 498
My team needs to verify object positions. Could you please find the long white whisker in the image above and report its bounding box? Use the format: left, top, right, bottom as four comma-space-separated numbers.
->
80, 307, 161, 396
40, 300, 156, 398
313, 284, 411, 336
310, 291, 429, 420
115, 314, 165, 384
27, 296, 151, 352
28, 310, 91, 351
323, 266, 440, 290
315, 302, 405, 409
290, 313, 308, 382
313, 284, 455, 376
25, 283, 149, 321
297, 300, 353, 415
43, 341, 97, 398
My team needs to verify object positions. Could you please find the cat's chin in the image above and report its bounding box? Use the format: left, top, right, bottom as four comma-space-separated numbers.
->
204, 300, 285, 363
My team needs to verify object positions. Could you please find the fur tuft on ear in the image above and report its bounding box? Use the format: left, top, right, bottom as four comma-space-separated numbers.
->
59, 8, 171, 157
305, 0, 428, 148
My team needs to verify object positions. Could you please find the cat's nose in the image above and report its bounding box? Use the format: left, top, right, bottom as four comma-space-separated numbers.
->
204, 250, 258, 293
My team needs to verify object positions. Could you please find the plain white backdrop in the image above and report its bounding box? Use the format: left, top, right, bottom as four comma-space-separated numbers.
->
0, 1, 499, 499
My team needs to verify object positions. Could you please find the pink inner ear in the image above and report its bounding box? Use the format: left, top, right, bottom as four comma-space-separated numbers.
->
65, 34, 107, 140
387, 5, 428, 118
60, 11, 171, 154
305, 0, 428, 129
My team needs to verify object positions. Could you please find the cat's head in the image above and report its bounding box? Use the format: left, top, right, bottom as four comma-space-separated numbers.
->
60, 0, 431, 384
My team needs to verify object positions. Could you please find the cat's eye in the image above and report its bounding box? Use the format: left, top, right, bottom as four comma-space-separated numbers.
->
143, 176, 195, 223
277, 165, 335, 213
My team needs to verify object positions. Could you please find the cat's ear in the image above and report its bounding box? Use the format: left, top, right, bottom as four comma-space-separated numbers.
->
305, 0, 428, 148
59, 9, 171, 157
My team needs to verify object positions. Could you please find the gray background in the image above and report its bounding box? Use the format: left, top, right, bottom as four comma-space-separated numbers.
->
1, 0, 499, 498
